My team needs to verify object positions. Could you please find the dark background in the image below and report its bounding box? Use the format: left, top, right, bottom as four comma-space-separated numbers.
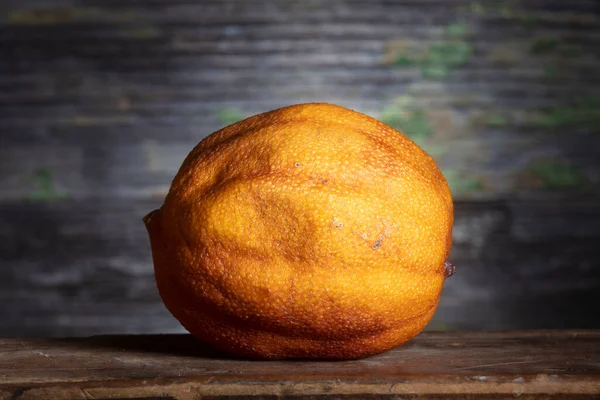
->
1, 0, 599, 337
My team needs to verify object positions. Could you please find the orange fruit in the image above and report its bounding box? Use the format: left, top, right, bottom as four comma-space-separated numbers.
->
144, 103, 454, 360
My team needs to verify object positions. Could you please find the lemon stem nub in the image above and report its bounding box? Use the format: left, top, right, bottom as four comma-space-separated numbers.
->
143, 209, 159, 225
443, 261, 455, 278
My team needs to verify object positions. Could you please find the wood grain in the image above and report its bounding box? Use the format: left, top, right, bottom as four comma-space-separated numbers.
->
0, 331, 599, 399
1, 0, 599, 200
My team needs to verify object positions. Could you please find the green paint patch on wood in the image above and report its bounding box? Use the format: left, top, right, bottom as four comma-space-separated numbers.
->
542, 65, 557, 79
534, 97, 600, 128
562, 43, 583, 54
446, 22, 469, 38
393, 55, 415, 67
470, 2, 485, 15
420, 63, 451, 79
417, 40, 473, 79
443, 169, 484, 194
218, 108, 247, 126
530, 38, 560, 55
379, 96, 446, 159
498, 4, 513, 18
477, 112, 515, 128
426, 41, 472, 67
522, 13, 540, 27
486, 113, 509, 127
527, 161, 586, 191
392, 31, 473, 80
380, 104, 432, 146
28, 168, 69, 201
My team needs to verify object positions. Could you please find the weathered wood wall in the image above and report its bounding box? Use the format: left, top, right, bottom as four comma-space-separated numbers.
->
0, 0, 599, 337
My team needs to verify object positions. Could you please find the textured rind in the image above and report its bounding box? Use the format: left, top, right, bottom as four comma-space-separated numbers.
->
145, 103, 453, 360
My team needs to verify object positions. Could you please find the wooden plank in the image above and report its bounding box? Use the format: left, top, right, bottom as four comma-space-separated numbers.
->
0, 331, 598, 399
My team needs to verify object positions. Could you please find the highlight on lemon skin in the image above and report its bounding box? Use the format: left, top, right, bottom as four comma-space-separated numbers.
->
144, 103, 455, 360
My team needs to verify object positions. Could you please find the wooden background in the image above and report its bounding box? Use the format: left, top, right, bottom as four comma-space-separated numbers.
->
0, 0, 599, 337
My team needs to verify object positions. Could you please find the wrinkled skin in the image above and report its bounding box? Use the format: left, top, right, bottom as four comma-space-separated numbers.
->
145, 103, 454, 360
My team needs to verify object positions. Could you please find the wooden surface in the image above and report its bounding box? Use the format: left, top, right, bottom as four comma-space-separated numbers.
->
1, 0, 600, 337
1, 331, 599, 399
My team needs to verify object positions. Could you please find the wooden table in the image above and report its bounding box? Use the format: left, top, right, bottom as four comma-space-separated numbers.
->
1, 331, 599, 399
